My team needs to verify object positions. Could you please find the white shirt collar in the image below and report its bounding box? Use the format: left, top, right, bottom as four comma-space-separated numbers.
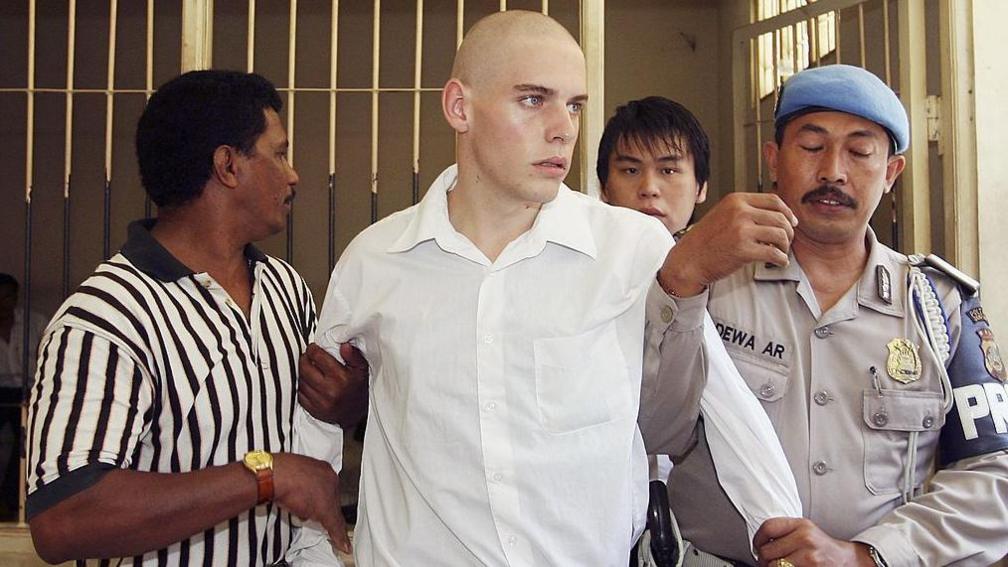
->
388, 164, 597, 261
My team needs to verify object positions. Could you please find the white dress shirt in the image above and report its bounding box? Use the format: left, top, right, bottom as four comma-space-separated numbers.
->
642, 281, 802, 557
698, 311, 802, 544
290, 165, 676, 566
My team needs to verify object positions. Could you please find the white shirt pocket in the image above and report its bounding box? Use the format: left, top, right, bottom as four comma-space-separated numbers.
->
533, 321, 632, 434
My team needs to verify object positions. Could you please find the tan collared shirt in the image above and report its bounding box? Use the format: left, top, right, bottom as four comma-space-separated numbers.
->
669, 231, 1008, 566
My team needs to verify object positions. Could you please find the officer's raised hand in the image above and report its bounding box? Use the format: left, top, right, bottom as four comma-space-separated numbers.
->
298, 342, 369, 428
657, 192, 797, 297
753, 517, 877, 567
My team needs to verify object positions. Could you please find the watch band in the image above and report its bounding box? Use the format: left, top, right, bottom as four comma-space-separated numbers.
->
253, 466, 274, 505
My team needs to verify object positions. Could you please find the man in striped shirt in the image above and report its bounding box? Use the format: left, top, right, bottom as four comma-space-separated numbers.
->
26, 70, 361, 566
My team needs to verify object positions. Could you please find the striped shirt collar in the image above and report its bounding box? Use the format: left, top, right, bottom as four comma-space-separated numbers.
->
121, 218, 268, 282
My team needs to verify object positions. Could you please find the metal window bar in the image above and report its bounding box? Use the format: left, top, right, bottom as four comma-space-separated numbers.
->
287, 0, 298, 262
19, 0, 38, 530
64, 0, 76, 299
371, 0, 380, 225
104, 0, 118, 260
328, 0, 339, 271
413, 0, 424, 205
858, 3, 866, 68
834, 7, 841, 63
883, 0, 892, 85
145, 0, 155, 219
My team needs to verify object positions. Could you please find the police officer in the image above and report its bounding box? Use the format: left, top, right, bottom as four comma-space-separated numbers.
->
657, 64, 1008, 566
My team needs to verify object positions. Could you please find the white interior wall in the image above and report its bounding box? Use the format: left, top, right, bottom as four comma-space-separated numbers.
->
973, 0, 1008, 335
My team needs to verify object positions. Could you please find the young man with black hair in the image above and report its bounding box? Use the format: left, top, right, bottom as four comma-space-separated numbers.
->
598, 98, 800, 566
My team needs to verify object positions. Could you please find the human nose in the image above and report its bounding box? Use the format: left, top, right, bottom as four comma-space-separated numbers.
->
638, 170, 661, 198
287, 163, 300, 186
817, 146, 847, 185
546, 104, 576, 145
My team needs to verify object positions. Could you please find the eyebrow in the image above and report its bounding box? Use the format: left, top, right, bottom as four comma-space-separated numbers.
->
613, 153, 684, 163
514, 84, 553, 95
513, 83, 588, 104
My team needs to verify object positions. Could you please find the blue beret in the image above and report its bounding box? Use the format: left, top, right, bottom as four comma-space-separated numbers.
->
775, 64, 910, 154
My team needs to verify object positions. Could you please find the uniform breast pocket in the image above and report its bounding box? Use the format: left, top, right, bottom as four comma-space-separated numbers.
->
862, 389, 945, 495
728, 349, 791, 420
533, 322, 632, 434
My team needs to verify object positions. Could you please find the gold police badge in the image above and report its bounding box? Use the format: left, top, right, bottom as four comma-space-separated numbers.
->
977, 328, 1007, 382
886, 338, 921, 383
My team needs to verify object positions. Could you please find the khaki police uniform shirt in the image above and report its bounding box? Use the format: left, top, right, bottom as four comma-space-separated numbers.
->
667, 231, 1008, 566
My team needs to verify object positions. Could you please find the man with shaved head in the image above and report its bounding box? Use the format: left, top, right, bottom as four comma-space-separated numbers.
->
290, 10, 795, 566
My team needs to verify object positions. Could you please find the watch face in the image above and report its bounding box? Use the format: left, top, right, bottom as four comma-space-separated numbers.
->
245, 451, 272, 470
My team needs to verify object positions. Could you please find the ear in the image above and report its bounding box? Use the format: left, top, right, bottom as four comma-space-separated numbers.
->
212, 145, 240, 189
883, 154, 906, 194
695, 181, 708, 205
599, 182, 611, 203
762, 141, 780, 184
442, 79, 470, 134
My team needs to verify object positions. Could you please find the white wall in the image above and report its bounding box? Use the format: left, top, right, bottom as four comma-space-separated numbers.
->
974, 0, 1008, 335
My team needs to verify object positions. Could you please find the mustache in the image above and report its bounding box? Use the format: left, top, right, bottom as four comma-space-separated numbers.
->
801, 184, 856, 208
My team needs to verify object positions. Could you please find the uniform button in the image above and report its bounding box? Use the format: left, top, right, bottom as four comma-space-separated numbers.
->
873, 412, 889, 427
814, 326, 832, 339
483, 335, 494, 345
485, 401, 497, 411
922, 415, 935, 429
812, 460, 828, 475
660, 305, 674, 324
492, 473, 503, 482
507, 535, 518, 546
813, 390, 830, 406
759, 382, 776, 399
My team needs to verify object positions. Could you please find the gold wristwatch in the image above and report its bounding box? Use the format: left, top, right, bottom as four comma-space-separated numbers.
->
243, 450, 274, 505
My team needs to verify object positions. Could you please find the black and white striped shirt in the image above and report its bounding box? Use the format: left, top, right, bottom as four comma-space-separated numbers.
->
27, 219, 316, 566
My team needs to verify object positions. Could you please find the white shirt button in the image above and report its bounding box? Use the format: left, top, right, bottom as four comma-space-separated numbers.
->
507, 535, 518, 546
492, 473, 503, 482
485, 401, 497, 411
483, 335, 494, 344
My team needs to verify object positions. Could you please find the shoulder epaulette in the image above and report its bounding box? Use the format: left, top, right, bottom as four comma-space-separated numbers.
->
908, 253, 980, 297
